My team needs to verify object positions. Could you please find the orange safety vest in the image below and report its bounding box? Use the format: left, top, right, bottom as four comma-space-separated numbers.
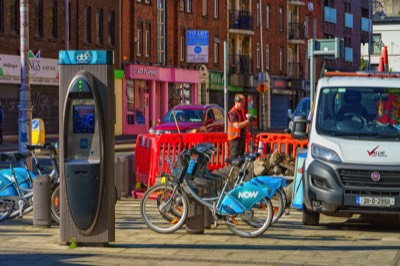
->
375, 95, 400, 124
227, 107, 246, 141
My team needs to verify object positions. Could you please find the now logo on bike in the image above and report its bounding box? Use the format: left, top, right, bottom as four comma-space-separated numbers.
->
238, 191, 258, 199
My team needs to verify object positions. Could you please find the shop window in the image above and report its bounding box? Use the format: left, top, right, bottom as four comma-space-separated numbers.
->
126, 80, 146, 125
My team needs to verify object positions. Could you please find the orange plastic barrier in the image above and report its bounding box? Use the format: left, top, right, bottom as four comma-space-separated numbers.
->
134, 132, 308, 197
255, 133, 308, 158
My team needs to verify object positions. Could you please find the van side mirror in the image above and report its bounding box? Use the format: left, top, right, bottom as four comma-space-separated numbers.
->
287, 109, 293, 118
156, 118, 161, 124
291, 115, 308, 139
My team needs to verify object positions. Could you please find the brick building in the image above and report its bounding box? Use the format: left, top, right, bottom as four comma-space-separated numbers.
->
0, 0, 119, 136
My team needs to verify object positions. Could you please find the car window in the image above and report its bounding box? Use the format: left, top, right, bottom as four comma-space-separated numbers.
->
206, 110, 214, 121
213, 108, 224, 121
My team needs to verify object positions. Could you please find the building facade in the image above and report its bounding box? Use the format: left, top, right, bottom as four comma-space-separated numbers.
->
0, 0, 120, 137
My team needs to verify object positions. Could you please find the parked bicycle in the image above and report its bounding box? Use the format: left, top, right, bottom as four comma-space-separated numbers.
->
140, 142, 286, 238
0, 142, 60, 223
0, 152, 35, 222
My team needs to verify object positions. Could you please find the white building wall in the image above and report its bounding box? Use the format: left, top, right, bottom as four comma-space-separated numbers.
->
361, 20, 400, 71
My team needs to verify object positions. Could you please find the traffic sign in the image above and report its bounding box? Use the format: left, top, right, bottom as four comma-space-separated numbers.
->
257, 82, 269, 94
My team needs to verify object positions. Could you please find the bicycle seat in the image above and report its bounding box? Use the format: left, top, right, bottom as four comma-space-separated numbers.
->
14, 152, 31, 161
43, 142, 56, 151
243, 152, 261, 161
0, 153, 14, 162
225, 157, 245, 167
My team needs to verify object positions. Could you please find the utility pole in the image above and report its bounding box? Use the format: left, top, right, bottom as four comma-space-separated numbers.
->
18, 0, 32, 158
368, 0, 372, 70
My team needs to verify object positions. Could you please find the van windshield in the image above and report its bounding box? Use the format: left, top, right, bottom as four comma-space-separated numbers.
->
315, 87, 400, 139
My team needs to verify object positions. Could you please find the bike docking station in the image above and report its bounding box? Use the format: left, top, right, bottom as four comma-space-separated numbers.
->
59, 50, 115, 245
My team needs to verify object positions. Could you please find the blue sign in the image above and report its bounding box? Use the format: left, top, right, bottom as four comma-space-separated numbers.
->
32, 120, 39, 129
187, 30, 209, 63
59, 50, 114, 65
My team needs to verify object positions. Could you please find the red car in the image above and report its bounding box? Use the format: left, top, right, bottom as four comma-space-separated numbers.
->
149, 104, 225, 134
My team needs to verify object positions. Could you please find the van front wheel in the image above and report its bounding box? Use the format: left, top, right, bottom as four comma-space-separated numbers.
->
302, 207, 320, 226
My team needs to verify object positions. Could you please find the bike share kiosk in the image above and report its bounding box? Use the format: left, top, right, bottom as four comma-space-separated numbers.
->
59, 50, 115, 244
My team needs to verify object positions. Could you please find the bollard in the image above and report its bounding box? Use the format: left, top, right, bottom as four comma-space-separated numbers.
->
186, 194, 204, 234
33, 174, 52, 228
186, 178, 205, 234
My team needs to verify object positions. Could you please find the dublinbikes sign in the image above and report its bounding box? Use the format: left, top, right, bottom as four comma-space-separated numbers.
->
59, 50, 114, 65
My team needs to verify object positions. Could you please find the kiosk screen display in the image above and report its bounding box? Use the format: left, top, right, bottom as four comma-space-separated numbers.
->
73, 105, 95, 134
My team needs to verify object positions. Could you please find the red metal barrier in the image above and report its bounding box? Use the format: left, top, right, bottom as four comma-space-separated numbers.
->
134, 132, 308, 198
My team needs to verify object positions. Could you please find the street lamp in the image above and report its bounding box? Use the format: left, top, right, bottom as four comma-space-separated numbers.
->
18, 0, 32, 161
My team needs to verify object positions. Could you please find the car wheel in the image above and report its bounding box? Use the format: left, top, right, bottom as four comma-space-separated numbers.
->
302, 204, 320, 226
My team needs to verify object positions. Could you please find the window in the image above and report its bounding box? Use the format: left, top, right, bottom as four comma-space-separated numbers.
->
63, 1, 71, 42
108, 11, 115, 46
266, 4, 270, 30
180, 31, 185, 61
10, 0, 20, 34
137, 22, 143, 56
49, 0, 57, 39
279, 47, 284, 72
0, 0, 3, 33
257, 43, 260, 69
324, 0, 334, 7
84, 6, 91, 43
214, 36, 219, 64
202, 0, 207, 16
34, 0, 43, 37
145, 0, 150, 3
304, 15, 309, 38
279, 7, 284, 32
145, 23, 151, 57
373, 34, 383, 55
266, 44, 270, 70
214, 0, 219, 19
96, 8, 103, 44
157, 0, 166, 64
186, 0, 191, 13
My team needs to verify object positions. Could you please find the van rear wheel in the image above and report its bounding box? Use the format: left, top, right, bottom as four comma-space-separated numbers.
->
302, 206, 320, 225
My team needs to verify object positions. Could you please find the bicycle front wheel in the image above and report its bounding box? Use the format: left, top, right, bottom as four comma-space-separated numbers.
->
226, 196, 273, 238
140, 184, 189, 234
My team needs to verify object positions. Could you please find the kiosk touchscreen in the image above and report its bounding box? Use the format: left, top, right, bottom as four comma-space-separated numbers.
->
63, 72, 104, 235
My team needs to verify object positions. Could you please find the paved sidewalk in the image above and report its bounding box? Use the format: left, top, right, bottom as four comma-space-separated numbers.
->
1, 198, 400, 266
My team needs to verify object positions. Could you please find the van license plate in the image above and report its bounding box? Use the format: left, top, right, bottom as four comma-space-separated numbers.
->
356, 196, 395, 207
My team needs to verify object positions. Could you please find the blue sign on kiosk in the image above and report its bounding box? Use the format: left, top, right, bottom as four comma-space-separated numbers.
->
59, 50, 115, 245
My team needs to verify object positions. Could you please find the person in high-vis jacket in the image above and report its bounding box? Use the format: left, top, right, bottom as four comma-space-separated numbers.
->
228, 94, 250, 159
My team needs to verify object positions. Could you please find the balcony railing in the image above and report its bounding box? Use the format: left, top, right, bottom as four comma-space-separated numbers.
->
229, 10, 253, 31
288, 23, 305, 40
288, 62, 303, 79
229, 55, 253, 75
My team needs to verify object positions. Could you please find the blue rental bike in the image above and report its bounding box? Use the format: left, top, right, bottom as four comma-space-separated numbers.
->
140, 142, 286, 238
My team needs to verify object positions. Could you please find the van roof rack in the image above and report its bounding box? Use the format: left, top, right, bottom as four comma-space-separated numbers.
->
323, 71, 400, 78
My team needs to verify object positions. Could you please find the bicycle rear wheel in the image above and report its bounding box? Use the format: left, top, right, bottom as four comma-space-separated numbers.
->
226, 196, 273, 238
140, 183, 189, 234
0, 200, 13, 222
51, 183, 60, 224
271, 187, 286, 224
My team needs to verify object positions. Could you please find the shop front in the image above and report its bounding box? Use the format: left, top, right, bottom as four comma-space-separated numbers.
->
269, 77, 291, 128
123, 64, 199, 135
0, 54, 59, 137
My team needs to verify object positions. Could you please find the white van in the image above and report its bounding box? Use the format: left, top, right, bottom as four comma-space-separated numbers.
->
291, 72, 400, 225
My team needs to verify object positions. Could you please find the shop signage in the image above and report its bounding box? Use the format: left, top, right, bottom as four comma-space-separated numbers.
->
187, 30, 209, 63
0, 54, 58, 85
209, 72, 223, 91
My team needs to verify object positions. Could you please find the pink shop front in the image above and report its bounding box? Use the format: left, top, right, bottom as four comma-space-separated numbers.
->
123, 64, 200, 135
